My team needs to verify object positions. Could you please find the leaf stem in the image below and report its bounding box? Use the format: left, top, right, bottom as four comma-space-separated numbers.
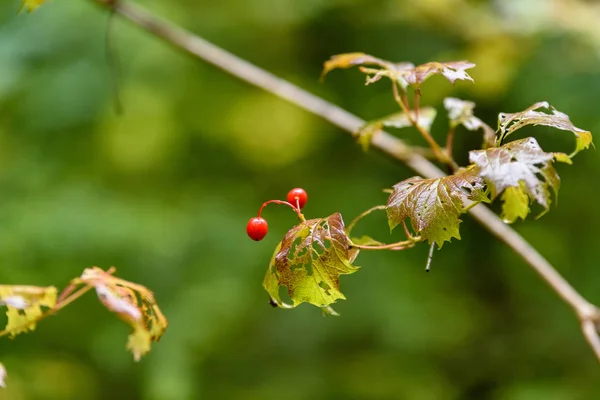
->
346, 205, 386, 236
445, 125, 456, 160
392, 82, 458, 171
350, 237, 420, 251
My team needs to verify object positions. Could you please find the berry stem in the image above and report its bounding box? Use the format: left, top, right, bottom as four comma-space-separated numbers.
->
258, 200, 305, 222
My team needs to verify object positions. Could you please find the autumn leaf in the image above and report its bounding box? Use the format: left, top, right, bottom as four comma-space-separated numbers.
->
356, 107, 437, 151
469, 137, 568, 222
0, 285, 57, 338
263, 213, 359, 309
20, 0, 45, 12
322, 53, 475, 88
497, 101, 593, 157
444, 97, 496, 148
386, 167, 489, 247
77, 267, 167, 361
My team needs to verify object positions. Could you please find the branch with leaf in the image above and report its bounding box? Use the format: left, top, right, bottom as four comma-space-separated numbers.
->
19, 0, 600, 365
0, 267, 167, 386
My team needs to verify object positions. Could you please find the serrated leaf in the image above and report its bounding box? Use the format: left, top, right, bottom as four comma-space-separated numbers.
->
469, 137, 562, 221
386, 167, 489, 247
356, 107, 437, 151
78, 267, 167, 361
444, 97, 496, 148
21, 0, 45, 12
497, 101, 593, 157
322, 53, 475, 88
263, 213, 359, 309
0, 285, 57, 338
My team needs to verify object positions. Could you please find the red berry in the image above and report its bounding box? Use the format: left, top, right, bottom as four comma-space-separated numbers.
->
287, 188, 308, 209
246, 217, 268, 241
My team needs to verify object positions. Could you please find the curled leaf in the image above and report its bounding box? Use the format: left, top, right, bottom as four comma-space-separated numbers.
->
263, 213, 359, 309
386, 167, 489, 247
497, 101, 593, 157
78, 267, 167, 361
444, 97, 496, 148
469, 137, 565, 222
0, 285, 57, 337
356, 107, 437, 151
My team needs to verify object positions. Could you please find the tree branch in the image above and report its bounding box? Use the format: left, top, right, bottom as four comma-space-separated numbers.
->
93, 0, 600, 362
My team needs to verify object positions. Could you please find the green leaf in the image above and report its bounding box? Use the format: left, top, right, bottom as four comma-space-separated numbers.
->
263, 213, 359, 309
497, 101, 593, 157
444, 97, 496, 148
20, 0, 45, 12
356, 107, 437, 151
322, 53, 475, 88
500, 184, 530, 223
469, 137, 563, 222
386, 167, 489, 247
0, 285, 57, 338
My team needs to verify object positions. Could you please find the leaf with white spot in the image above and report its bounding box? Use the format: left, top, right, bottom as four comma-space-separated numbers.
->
0, 285, 57, 337
469, 137, 568, 222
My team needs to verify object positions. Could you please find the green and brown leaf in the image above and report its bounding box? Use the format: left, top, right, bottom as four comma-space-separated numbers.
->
386, 167, 489, 247
469, 137, 567, 223
497, 101, 593, 157
263, 213, 359, 310
0, 285, 57, 338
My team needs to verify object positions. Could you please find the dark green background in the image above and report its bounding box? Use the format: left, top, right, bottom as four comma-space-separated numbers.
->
1, 0, 599, 399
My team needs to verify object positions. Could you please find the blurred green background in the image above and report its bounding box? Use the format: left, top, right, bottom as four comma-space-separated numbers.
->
1, 0, 600, 399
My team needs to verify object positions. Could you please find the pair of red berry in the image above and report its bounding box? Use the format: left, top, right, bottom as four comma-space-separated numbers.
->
246, 188, 308, 241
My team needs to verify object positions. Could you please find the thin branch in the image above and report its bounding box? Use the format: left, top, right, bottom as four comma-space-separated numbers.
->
346, 205, 386, 236
93, 0, 600, 362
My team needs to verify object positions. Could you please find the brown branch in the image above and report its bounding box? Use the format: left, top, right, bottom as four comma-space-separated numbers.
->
93, 0, 600, 362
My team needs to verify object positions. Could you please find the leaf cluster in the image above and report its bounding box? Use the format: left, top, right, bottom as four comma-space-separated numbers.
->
261, 53, 593, 314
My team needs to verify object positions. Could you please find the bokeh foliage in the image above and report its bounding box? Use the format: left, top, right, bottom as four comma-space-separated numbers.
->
1, 0, 600, 398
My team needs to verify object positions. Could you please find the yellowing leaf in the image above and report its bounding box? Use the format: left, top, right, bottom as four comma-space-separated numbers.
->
356, 107, 437, 151
497, 102, 593, 157
386, 167, 489, 247
21, 0, 45, 12
469, 137, 562, 222
322, 53, 475, 88
500, 184, 530, 223
444, 97, 496, 148
263, 213, 359, 309
0, 285, 57, 338
77, 267, 167, 361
